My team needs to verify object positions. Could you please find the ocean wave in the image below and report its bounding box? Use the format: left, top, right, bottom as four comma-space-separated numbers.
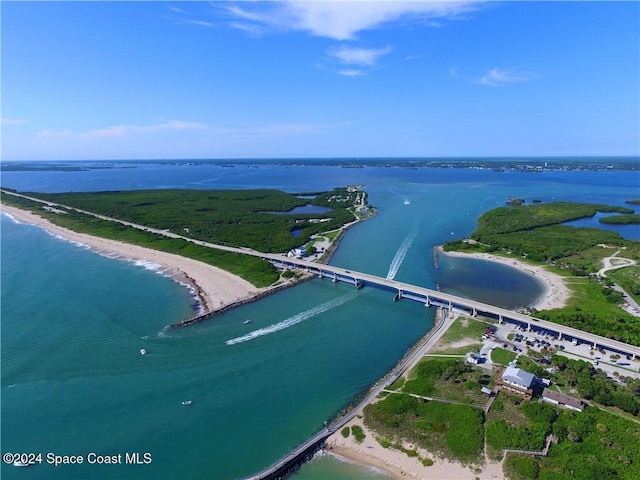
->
1, 211, 22, 224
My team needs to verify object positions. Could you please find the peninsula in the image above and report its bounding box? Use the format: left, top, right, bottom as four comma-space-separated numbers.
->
0, 186, 374, 320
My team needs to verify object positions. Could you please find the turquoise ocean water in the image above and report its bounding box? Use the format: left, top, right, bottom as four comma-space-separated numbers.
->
1, 160, 638, 479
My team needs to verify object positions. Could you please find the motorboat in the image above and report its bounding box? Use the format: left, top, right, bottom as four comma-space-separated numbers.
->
243, 319, 252, 324
140, 348, 147, 355
182, 400, 193, 406
13, 460, 32, 467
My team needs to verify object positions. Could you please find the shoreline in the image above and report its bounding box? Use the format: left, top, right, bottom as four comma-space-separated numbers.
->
1, 203, 262, 316
437, 246, 570, 311
323, 307, 505, 480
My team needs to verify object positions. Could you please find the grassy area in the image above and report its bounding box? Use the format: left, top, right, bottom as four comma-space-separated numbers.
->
490, 347, 517, 366
608, 264, 640, 304
430, 316, 489, 355
402, 358, 490, 406
537, 276, 640, 345
437, 316, 492, 344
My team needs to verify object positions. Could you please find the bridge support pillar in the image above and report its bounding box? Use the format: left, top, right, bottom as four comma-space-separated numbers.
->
472, 308, 477, 317
425, 296, 430, 307
498, 315, 503, 324
527, 323, 532, 332
332, 273, 337, 283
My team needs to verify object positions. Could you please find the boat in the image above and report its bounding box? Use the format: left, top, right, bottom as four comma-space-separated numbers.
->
140, 348, 147, 355
182, 400, 193, 406
243, 319, 252, 324
13, 460, 32, 467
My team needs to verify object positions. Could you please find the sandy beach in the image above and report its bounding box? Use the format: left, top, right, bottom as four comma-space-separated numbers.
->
438, 247, 570, 311
326, 414, 504, 480
1, 203, 261, 315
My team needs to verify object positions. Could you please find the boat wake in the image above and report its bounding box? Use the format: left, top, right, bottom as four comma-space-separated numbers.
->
225, 291, 358, 345
386, 230, 417, 280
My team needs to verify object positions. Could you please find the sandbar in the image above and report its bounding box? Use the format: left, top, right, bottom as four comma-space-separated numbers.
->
1, 203, 261, 314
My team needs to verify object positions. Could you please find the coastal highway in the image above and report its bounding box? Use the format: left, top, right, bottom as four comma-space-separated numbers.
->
4, 189, 640, 361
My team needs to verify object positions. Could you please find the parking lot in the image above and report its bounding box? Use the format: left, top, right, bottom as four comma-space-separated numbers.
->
475, 319, 640, 381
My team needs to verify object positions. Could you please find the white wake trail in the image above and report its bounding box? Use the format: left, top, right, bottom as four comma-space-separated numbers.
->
225, 291, 358, 345
386, 231, 417, 280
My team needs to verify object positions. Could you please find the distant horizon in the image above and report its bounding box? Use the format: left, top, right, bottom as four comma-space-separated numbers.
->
2, 155, 639, 165
2, 1, 638, 161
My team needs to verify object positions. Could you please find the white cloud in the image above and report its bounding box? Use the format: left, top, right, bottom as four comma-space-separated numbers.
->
223, 1, 482, 41
37, 120, 352, 142
38, 121, 209, 140
478, 67, 531, 86
338, 69, 366, 78
327, 45, 392, 66
1, 117, 29, 125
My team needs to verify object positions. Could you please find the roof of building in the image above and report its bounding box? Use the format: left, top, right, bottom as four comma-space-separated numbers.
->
502, 366, 535, 389
542, 388, 585, 410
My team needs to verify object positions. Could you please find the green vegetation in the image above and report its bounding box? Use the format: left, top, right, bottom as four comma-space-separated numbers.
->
608, 265, 640, 302
6, 187, 369, 253
351, 425, 366, 443
364, 359, 485, 463
436, 316, 492, 345
1, 186, 372, 287
600, 214, 640, 225
443, 201, 640, 345
536, 407, 640, 479
490, 347, 517, 366
486, 401, 555, 452
504, 453, 539, 480
402, 358, 490, 405
474, 202, 633, 236
0, 191, 278, 287
364, 394, 484, 463
360, 353, 640, 478
551, 355, 640, 417
443, 202, 633, 263
341, 426, 350, 438
536, 277, 639, 345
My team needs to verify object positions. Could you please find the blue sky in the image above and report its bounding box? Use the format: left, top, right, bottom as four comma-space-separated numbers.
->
2, 1, 639, 160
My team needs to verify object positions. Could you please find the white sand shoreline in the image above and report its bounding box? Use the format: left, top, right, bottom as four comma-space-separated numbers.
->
438, 246, 570, 311
1, 203, 262, 316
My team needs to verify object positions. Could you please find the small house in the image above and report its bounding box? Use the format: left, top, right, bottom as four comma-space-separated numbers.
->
496, 366, 536, 399
542, 388, 586, 412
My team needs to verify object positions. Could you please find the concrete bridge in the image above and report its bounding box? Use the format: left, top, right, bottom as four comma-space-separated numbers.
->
262, 254, 640, 361
3, 189, 638, 360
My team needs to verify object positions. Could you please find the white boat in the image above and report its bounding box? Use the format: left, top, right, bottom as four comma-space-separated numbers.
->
140, 348, 147, 355
13, 460, 31, 467
182, 400, 193, 406
243, 319, 252, 324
